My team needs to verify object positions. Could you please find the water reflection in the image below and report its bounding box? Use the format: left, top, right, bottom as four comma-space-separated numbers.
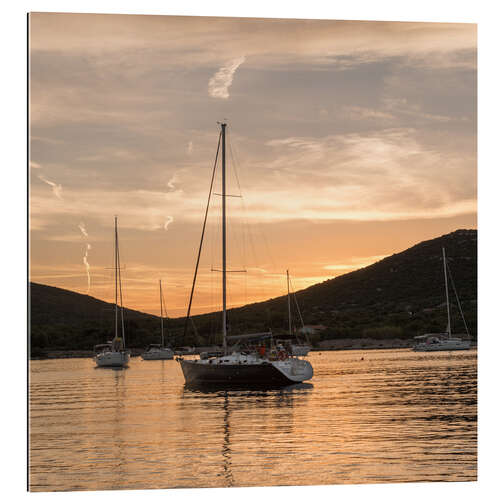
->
180, 382, 314, 486
29, 351, 476, 492
221, 392, 233, 487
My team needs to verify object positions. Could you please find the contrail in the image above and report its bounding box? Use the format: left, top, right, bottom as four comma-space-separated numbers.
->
38, 174, 63, 200
83, 243, 91, 294
208, 56, 245, 99
78, 222, 91, 294
164, 216, 174, 231
78, 222, 88, 238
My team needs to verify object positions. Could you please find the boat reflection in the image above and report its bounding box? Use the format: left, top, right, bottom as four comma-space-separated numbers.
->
180, 382, 313, 486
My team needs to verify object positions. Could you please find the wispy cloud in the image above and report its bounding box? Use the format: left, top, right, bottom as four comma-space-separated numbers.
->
38, 174, 63, 200
208, 56, 245, 99
164, 216, 174, 231
187, 141, 193, 155
167, 174, 178, 190
83, 243, 91, 294
77, 222, 91, 294
323, 254, 389, 271
77, 221, 88, 238
30, 161, 42, 169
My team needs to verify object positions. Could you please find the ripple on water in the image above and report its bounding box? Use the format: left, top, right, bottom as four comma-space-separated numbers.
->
29, 350, 477, 491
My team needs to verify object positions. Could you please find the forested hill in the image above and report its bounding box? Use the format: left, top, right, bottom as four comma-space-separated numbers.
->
29, 283, 161, 352
212, 228, 477, 342
30, 229, 477, 353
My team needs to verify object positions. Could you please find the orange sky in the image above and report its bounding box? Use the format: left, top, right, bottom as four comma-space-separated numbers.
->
29, 13, 477, 316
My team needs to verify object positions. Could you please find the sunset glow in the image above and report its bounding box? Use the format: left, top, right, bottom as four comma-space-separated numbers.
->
29, 13, 477, 316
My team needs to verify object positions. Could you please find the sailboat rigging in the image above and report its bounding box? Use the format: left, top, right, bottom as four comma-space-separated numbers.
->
94, 217, 130, 367
413, 247, 471, 351
285, 270, 311, 357
177, 122, 313, 385
141, 279, 175, 360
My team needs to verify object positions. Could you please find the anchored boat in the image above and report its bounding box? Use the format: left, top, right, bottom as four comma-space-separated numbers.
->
413, 247, 471, 352
142, 279, 174, 360
94, 217, 130, 368
178, 122, 313, 386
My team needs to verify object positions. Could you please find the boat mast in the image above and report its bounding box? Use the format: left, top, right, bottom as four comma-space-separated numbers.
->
160, 279, 164, 348
287, 270, 292, 337
442, 247, 452, 339
114, 216, 118, 342
221, 122, 227, 355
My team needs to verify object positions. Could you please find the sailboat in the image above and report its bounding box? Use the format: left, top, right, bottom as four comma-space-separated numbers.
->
285, 270, 311, 357
94, 217, 130, 367
178, 122, 313, 386
413, 247, 471, 352
141, 279, 174, 360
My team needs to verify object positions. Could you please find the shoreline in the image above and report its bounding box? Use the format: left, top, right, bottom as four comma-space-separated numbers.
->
29, 339, 477, 360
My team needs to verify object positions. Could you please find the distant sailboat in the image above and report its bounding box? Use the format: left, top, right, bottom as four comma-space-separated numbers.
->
141, 279, 174, 360
178, 122, 313, 386
413, 247, 471, 352
94, 217, 130, 367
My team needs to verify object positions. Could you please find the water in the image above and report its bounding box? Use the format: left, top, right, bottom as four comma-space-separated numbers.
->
29, 349, 477, 492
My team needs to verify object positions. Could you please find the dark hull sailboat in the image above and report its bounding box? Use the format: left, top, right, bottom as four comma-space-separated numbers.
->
178, 122, 313, 386
180, 359, 291, 386
179, 351, 313, 386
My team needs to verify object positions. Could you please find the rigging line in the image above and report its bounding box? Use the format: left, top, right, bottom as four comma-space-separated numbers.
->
289, 277, 309, 343
228, 129, 278, 274
227, 130, 243, 196
182, 131, 222, 343
446, 260, 471, 338
161, 286, 169, 343
228, 133, 265, 306
116, 223, 126, 347
228, 131, 247, 272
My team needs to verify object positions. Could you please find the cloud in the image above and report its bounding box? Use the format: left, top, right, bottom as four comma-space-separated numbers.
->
77, 222, 91, 294
187, 141, 193, 155
208, 56, 245, 99
30, 161, 42, 169
77, 222, 88, 238
29, 127, 476, 230
38, 174, 63, 199
83, 243, 91, 294
30, 14, 476, 71
164, 216, 174, 231
323, 254, 390, 271
167, 174, 180, 191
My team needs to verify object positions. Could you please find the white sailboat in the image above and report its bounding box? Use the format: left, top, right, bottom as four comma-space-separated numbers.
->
94, 217, 130, 367
413, 247, 471, 352
141, 279, 174, 360
178, 122, 313, 386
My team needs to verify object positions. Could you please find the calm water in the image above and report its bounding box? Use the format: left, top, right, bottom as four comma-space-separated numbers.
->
29, 349, 477, 492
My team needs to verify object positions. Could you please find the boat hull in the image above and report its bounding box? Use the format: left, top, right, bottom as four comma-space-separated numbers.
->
94, 351, 130, 368
95, 351, 130, 367
291, 344, 311, 356
179, 357, 312, 386
141, 349, 174, 360
413, 340, 471, 352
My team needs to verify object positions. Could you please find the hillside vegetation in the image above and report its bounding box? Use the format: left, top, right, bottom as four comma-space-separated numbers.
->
30, 229, 476, 355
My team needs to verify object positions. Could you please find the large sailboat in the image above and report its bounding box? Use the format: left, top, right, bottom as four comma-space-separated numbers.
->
413, 247, 471, 352
141, 279, 174, 360
178, 122, 313, 386
94, 217, 130, 367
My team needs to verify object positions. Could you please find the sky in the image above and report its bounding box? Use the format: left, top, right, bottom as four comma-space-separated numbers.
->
29, 13, 477, 317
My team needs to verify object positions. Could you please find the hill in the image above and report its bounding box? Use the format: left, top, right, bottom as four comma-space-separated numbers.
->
30, 229, 477, 354
190, 229, 477, 344
29, 283, 163, 353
